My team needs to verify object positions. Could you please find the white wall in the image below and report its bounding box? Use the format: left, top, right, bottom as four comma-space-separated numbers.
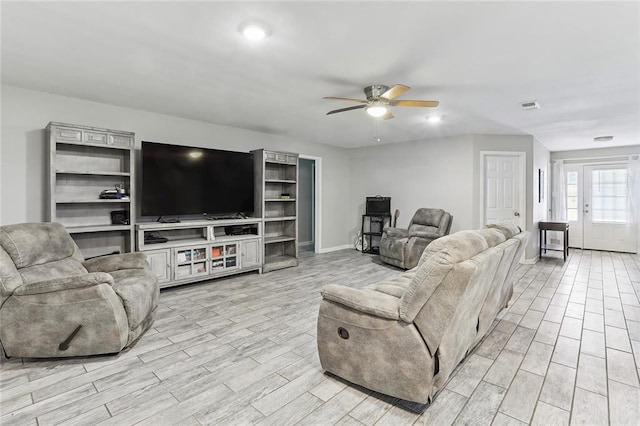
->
532, 138, 551, 258
348, 135, 475, 244
349, 134, 542, 261
0, 85, 351, 250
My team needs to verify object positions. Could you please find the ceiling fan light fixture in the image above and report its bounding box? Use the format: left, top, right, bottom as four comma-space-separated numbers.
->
366, 105, 388, 118
239, 21, 271, 41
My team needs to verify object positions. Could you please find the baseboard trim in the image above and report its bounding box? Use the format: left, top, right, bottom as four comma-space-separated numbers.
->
521, 256, 539, 265
317, 244, 353, 254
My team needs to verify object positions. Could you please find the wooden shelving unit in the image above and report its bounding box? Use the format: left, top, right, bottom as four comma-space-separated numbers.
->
253, 149, 299, 272
47, 122, 135, 258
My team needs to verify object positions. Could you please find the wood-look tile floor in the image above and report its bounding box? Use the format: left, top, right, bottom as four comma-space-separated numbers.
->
1, 248, 639, 425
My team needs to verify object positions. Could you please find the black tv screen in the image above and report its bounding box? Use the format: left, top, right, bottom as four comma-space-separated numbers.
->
141, 141, 254, 217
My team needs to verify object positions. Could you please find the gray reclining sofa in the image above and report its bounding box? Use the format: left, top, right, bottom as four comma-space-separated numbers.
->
317, 223, 529, 404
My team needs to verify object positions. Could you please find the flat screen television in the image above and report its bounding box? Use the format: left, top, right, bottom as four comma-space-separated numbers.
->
141, 141, 254, 217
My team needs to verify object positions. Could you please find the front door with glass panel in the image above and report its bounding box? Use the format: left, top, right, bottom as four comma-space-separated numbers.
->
566, 163, 636, 253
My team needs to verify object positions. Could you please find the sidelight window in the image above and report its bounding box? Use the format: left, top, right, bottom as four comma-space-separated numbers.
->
566, 171, 579, 221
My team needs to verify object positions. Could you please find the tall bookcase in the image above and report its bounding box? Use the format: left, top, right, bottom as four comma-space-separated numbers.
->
252, 149, 299, 272
47, 122, 135, 258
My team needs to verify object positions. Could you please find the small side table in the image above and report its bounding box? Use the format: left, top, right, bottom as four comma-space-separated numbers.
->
539, 221, 569, 261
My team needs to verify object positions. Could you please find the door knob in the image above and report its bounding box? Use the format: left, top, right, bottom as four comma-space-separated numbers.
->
514, 212, 520, 217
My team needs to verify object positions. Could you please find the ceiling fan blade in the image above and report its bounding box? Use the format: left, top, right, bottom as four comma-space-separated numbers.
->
323, 96, 368, 103
390, 100, 440, 107
326, 104, 367, 115
381, 110, 394, 120
380, 84, 410, 100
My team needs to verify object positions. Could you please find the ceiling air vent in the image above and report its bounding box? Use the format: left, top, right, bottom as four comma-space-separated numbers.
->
520, 101, 540, 110
594, 136, 614, 143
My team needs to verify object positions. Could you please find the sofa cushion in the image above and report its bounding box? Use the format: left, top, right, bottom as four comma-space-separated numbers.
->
485, 223, 521, 239
477, 228, 507, 247
19, 258, 88, 285
410, 208, 444, 227
368, 273, 413, 298
0, 223, 80, 269
401, 231, 489, 321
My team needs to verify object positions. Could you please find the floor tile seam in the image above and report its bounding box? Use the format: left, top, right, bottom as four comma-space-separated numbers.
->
536, 394, 572, 415
566, 308, 593, 425
480, 346, 526, 391
496, 411, 525, 425
346, 413, 371, 426
525, 368, 554, 425
496, 359, 546, 424
346, 393, 393, 426
496, 265, 552, 423
604, 333, 616, 426
0, 392, 35, 417
254, 390, 322, 421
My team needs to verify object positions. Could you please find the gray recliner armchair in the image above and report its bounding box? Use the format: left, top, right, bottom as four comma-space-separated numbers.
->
0, 222, 159, 358
379, 208, 453, 269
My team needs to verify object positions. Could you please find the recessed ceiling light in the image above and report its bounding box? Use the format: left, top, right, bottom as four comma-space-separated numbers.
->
521, 101, 540, 110
427, 116, 442, 124
239, 21, 271, 41
594, 136, 614, 142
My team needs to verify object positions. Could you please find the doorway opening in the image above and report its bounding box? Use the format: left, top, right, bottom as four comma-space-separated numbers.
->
298, 155, 321, 253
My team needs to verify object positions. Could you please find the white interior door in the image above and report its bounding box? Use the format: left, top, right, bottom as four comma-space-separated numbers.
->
583, 165, 636, 252
484, 154, 525, 229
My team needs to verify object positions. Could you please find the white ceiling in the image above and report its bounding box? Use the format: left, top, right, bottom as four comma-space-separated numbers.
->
2, 1, 639, 151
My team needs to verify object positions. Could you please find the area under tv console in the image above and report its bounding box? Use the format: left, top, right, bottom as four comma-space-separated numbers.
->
136, 218, 262, 289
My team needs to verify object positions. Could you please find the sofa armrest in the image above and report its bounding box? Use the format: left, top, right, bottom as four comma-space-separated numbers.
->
321, 284, 400, 320
382, 227, 409, 239
83, 252, 149, 273
13, 272, 114, 296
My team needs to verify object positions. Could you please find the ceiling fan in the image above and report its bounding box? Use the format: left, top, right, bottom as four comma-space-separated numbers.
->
324, 84, 439, 120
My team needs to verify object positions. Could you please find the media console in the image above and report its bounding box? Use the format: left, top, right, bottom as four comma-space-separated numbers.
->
136, 218, 262, 289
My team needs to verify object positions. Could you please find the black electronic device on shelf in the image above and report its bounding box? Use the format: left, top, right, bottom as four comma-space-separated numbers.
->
110, 210, 130, 225
144, 232, 168, 244
366, 196, 391, 215
225, 225, 257, 236
100, 189, 120, 199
